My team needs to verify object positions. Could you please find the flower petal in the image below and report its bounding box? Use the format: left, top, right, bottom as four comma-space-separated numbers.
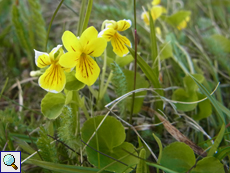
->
98, 28, 116, 41
49, 45, 65, 61
111, 32, 131, 57
75, 54, 100, 86
85, 37, 107, 57
62, 31, 82, 52
151, 6, 164, 20
152, 0, 161, 5
141, 11, 150, 25
177, 20, 187, 30
80, 26, 98, 50
38, 64, 66, 93
59, 51, 80, 68
116, 19, 132, 31
34, 49, 51, 68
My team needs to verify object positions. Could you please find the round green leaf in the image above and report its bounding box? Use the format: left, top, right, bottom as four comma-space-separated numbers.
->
116, 55, 134, 67
162, 10, 191, 27
160, 142, 196, 173
211, 34, 230, 53
65, 71, 85, 91
81, 115, 138, 173
41, 92, 65, 119
172, 88, 198, 112
193, 93, 212, 121
191, 157, 225, 173
160, 42, 173, 60
183, 74, 204, 93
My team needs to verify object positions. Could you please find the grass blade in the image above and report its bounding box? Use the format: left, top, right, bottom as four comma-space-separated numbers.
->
25, 159, 112, 173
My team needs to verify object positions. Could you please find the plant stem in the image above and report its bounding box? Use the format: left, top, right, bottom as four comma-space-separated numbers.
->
45, 0, 64, 52
82, 0, 93, 32
77, 0, 87, 36
128, 0, 137, 141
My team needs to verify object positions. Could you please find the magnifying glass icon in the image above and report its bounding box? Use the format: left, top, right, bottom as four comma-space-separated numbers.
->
3, 154, 18, 170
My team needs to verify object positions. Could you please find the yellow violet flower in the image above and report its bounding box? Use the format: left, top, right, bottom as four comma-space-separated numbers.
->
142, 0, 166, 25
141, 6, 166, 24
152, 0, 161, 5
141, 12, 150, 25
99, 19, 132, 57
59, 26, 107, 86
34, 45, 71, 93
177, 16, 190, 30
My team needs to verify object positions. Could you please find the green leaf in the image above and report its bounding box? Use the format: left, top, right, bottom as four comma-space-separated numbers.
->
136, 149, 148, 173
26, 159, 112, 173
183, 74, 204, 93
211, 34, 230, 53
188, 74, 226, 157
65, 90, 73, 105
116, 54, 134, 67
208, 124, 225, 157
190, 157, 225, 173
172, 88, 198, 112
81, 115, 138, 173
188, 74, 225, 122
160, 42, 173, 60
15, 138, 38, 156
127, 46, 162, 90
193, 93, 212, 121
41, 92, 65, 119
160, 142, 196, 173
37, 126, 58, 163
215, 146, 230, 160
152, 133, 163, 163
124, 70, 149, 114
162, 10, 191, 27
149, 10, 158, 68
65, 71, 85, 91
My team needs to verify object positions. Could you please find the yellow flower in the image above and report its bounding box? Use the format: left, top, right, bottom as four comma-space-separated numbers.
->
59, 26, 107, 86
177, 16, 190, 30
141, 12, 150, 25
99, 19, 132, 57
152, 0, 161, 5
141, 6, 166, 25
34, 45, 71, 93
155, 27, 161, 36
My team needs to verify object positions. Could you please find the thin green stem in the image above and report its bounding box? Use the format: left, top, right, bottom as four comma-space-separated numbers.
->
82, 0, 93, 32
70, 91, 80, 138
77, 0, 87, 36
0, 78, 8, 99
128, 0, 137, 141
101, 71, 113, 98
45, 0, 64, 52
75, 91, 90, 120
99, 49, 107, 101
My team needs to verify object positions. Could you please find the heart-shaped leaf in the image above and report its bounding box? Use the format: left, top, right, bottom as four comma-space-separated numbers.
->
183, 74, 204, 93
172, 88, 198, 111
65, 71, 85, 91
160, 142, 196, 173
81, 115, 138, 173
193, 93, 212, 121
162, 10, 191, 27
41, 92, 65, 119
191, 156, 224, 173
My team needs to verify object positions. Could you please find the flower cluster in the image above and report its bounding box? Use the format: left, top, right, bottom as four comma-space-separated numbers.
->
141, 0, 166, 25
141, 0, 191, 30
34, 20, 132, 93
